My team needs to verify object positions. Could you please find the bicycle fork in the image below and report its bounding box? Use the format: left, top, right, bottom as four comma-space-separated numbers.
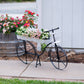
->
52, 29, 60, 60
55, 44, 60, 60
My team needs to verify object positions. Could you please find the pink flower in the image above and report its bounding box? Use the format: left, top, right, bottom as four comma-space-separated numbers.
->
16, 25, 18, 28
0, 23, 2, 25
16, 16, 18, 18
36, 29, 41, 37
13, 22, 16, 25
19, 19, 22, 21
31, 12, 34, 15
17, 22, 20, 24
24, 23, 30, 27
11, 17, 14, 21
1, 19, 4, 21
28, 10, 32, 14
6, 23, 9, 26
25, 10, 28, 12
22, 16, 25, 18
11, 26, 13, 28
36, 14, 39, 16
22, 19, 26, 20
24, 23, 27, 26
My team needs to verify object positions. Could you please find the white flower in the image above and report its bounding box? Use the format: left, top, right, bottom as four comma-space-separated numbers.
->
3, 28, 6, 34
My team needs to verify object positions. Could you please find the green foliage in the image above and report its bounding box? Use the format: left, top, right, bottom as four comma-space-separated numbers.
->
16, 26, 28, 35
0, 78, 83, 84
40, 29, 50, 40
41, 43, 47, 51
41, 28, 44, 32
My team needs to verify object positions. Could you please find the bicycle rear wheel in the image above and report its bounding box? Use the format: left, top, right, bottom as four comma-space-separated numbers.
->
16, 40, 36, 64
49, 46, 68, 70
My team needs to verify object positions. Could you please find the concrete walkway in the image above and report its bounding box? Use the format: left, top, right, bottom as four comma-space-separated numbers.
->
0, 60, 84, 82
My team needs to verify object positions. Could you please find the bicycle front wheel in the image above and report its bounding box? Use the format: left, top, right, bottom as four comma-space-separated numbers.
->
17, 40, 36, 64
49, 46, 68, 70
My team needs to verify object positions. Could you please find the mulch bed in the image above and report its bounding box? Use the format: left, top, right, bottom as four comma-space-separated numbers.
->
68, 53, 84, 63
0, 51, 84, 63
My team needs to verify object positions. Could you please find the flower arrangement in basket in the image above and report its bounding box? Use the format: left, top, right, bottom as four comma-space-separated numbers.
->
16, 10, 50, 40
0, 10, 50, 40
0, 10, 50, 51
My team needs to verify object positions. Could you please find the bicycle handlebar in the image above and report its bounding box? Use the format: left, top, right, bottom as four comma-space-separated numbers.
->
44, 27, 59, 32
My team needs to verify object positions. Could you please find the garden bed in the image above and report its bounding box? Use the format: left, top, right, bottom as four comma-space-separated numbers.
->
0, 50, 84, 63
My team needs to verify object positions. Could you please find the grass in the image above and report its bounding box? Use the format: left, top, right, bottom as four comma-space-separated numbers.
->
0, 78, 83, 84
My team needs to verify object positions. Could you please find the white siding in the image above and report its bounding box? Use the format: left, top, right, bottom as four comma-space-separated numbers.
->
62, 0, 73, 47
37, 0, 84, 48
72, 0, 83, 48
82, 0, 84, 48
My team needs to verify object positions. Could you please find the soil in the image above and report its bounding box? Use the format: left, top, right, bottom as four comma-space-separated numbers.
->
67, 53, 84, 63
0, 51, 84, 63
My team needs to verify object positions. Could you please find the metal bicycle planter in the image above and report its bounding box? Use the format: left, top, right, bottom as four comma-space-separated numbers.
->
17, 27, 68, 70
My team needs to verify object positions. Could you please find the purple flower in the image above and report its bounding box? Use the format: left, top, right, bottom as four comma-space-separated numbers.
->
0, 23, 2, 25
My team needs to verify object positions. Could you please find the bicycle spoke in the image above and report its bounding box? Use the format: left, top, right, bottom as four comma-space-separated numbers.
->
27, 48, 34, 52
49, 46, 68, 70
59, 59, 66, 66
18, 46, 25, 52
60, 55, 65, 58
17, 41, 36, 64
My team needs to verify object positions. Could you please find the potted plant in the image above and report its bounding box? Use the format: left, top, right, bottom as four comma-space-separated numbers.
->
0, 14, 22, 41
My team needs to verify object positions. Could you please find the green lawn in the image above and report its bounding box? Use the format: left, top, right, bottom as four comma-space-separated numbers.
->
0, 78, 83, 84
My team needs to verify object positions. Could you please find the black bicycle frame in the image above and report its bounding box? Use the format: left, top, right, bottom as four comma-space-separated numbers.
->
35, 28, 60, 67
